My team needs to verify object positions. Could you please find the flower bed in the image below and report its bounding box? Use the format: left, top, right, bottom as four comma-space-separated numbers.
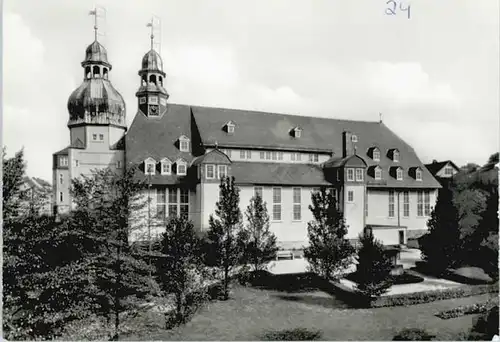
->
435, 301, 495, 319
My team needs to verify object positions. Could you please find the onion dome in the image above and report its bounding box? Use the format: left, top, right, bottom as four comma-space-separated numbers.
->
141, 49, 164, 73
67, 40, 126, 128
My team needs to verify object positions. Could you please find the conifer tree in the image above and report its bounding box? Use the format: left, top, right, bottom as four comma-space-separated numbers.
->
355, 233, 393, 298
240, 194, 278, 272
205, 176, 243, 299
304, 188, 355, 280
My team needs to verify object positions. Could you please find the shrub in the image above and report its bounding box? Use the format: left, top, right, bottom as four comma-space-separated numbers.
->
261, 328, 323, 341
448, 267, 494, 284
393, 328, 436, 341
435, 302, 494, 319
469, 305, 499, 340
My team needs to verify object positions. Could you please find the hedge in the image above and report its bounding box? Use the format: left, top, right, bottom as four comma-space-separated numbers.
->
435, 301, 495, 320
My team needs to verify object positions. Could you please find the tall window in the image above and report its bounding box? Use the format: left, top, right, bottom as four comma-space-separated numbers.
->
375, 168, 382, 180
180, 189, 189, 218
347, 190, 354, 203
272, 188, 281, 221
156, 188, 166, 220
396, 168, 403, 180
206, 164, 215, 179
389, 191, 395, 218
218, 165, 227, 179
355, 168, 364, 181
403, 191, 409, 217
59, 174, 63, 185
254, 187, 263, 198
260, 151, 265, 160
373, 150, 380, 161
293, 188, 301, 221
59, 192, 63, 202
168, 188, 178, 217
417, 191, 423, 216
246, 150, 252, 159
424, 191, 431, 216
347, 168, 354, 181
167, 188, 189, 218
416, 169, 422, 181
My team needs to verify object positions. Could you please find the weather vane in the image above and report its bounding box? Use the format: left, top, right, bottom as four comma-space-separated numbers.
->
89, 6, 107, 42
146, 16, 162, 54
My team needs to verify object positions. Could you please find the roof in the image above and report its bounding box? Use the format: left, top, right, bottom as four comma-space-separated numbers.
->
83, 40, 110, 67
191, 149, 231, 166
54, 146, 69, 155
425, 160, 459, 176
231, 162, 331, 186
23, 176, 51, 191
141, 49, 164, 74
324, 154, 367, 168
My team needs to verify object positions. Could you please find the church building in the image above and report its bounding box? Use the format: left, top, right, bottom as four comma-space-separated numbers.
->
53, 26, 441, 249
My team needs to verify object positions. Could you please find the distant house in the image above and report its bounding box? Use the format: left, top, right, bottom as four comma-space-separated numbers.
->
20, 176, 52, 216
425, 160, 460, 188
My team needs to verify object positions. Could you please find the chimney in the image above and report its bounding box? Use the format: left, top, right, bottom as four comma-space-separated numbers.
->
342, 131, 354, 157
432, 159, 437, 164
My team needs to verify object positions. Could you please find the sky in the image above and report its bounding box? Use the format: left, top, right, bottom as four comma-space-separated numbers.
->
3, 0, 499, 181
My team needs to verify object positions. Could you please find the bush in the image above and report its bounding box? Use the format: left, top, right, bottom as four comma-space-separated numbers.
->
469, 305, 499, 340
448, 267, 494, 284
435, 302, 494, 319
261, 328, 322, 341
345, 271, 424, 285
393, 328, 436, 341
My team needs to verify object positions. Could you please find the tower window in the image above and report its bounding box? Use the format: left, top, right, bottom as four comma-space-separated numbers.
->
103, 68, 108, 79
159, 76, 163, 86
149, 74, 157, 84
85, 66, 91, 79
92, 65, 100, 77
60, 192, 63, 202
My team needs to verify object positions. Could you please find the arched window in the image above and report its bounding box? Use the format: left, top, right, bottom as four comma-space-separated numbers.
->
142, 75, 147, 86
103, 68, 108, 79
92, 65, 100, 77
159, 76, 163, 86
85, 66, 91, 79
149, 74, 157, 84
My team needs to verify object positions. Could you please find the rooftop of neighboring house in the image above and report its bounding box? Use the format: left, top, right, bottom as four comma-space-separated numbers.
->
424, 160, 460, 176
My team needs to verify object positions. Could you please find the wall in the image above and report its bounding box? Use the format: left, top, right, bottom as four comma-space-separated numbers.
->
70, 126, 86, 146
53, 168, 70, 213
200, 183, 220, 230
366, 188, 438, 231
343, 184, 365, 239
372, 227, 403, 245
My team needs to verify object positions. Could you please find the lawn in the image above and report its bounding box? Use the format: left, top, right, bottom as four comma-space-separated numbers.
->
122, 273, 497, 341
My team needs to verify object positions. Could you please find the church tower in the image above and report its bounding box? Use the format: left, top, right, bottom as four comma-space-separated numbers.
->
52, 8, 126, 214
136, 19, 169, 118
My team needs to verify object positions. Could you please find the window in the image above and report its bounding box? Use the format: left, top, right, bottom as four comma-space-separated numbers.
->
365, 195, 368, 217
272, 151, 277, 161
291, 153, 296, 161
246, 150, 252, 159
254, 187, 263, 198
375, 168, 382, 180
403, 191, 409, 217
309, 154, 319, 162
291, 152, 302, 162
92, 134, 97, 140
180, 189, 189, 218
168, 188, 178, 217
389, 191, 395, 218
294, 128, 302, 138
180, 140, 189, 152
272, 188, 281, 221
260, 151, 265, 160
59, 192, 63, 202
396, 168, 403, 180
139, 97, 146, 104
227, 124, 235, 134
218, 165, 227, 179
240, 150, 246, 159
278, 152, 283, 161
424, 191, 431, 216
417, 191, 423, 216
394, 151, 400, 162
161, 160, 171, 175
177, 162, 187, 176
444, 166, 453, 176
156, 188, 166, 220
355, 168, 364, 181
293, 188, 301, 221
59, 174, 63, 185
266, 151, 271, 160
224, 149, 232, 158
347, 168, 354, 181
206, 164, 215, 179
149, 96, 158, 104
347, 190, 354, 203
351, 134, 358, 142
117, 161, 122, 169
416, 169, 422, 181
145, 160, 156, 175
373, 150, 380, 161
99, 134, 104, 141
59, 156, 68, 167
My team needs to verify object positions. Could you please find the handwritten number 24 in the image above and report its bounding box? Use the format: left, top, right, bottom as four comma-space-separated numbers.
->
386, 0, 411, 18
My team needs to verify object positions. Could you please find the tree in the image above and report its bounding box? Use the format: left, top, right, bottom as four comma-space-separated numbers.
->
157, 216, 206, 325
2, 147, 26, 220
303, 188, 355, 280
204, 176, 243, 299
355, 233, 393, 298
420, 184, 461, 273
239, 194, 278, 273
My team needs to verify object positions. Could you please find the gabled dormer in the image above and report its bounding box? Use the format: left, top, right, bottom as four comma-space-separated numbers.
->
409, 166, 423, 181
144, 157, 156, 175
175, 158, 187, 176
367, 146, 381, 162
368, 165, 383, 180
290, 126, 302, 138
387, 148, 400, 162
223, 121, 236, 134
389, 166, 404, 180
178, 135, 190, 152
160, 157, 172, 175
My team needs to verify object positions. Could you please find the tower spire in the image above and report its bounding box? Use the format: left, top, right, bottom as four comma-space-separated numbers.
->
89, 7, 98, 41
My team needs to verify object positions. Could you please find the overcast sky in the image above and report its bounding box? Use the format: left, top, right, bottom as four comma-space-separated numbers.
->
4, 0, 499, 181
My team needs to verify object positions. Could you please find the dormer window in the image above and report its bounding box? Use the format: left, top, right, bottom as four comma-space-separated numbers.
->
224, 121, 235, 134
416, 169, 422, 181
397, 169, 403, 180
144, 157, 156, 175
206, 164, 215, 179
375, 167, 382, 180
290, 127, 302, 138
59, 156, 68, 167
160, 158, 172, 175
394, 151, 400, 162
351, 134, 358, 143
388, 148, 400, 162
373, 149, 380, 162
178, 135, 190, 152
176, 159, 187, 176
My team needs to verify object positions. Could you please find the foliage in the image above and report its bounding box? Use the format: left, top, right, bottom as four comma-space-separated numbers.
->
2, 147, 27, 220
303, 188, 355, 281
468, 305, 499, 340
392, 328, 436, 341
204, 176, 243, 299
261, 327, 323, 341
346, 271, 423, 285
354, 233, 394, 298
435, 301, 494, 319
420, 184, 461, 273
157, 216, 207, 326
239, 194, 278, 273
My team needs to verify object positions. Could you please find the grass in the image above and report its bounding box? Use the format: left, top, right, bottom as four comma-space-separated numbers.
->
122, 273, 498, 341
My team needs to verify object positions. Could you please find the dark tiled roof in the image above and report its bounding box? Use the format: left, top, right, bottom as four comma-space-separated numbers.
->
231, 162, 330, 186
54, 146, 69, 155
424, 160, 459, 176
324, 155, 367, 168
191, 149, 231, 166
